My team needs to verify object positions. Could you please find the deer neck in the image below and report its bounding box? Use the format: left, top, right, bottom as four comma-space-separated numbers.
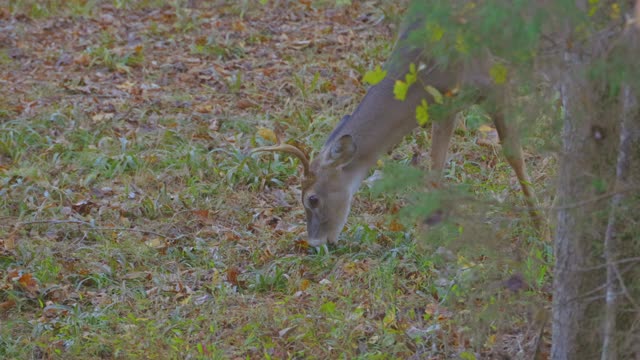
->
322, 75, 428, 195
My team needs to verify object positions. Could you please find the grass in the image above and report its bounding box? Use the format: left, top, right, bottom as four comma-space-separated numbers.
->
0, 0, 556, 358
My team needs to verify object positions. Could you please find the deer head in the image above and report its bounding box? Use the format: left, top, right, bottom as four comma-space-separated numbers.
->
252, 133, 359, 247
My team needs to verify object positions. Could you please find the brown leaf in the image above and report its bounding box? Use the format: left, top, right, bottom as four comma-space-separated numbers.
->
237, 99, 256, 110
0, 300, 16, 312
299, 0, 312, 9
294, 239, 310, 252
257, 128, 278, 143
388, 219, 404, 232
299, 279, 310, 291
195, 103, 214, 113
72, 200, 96, 215
261, 67, 276, 76
3, 231, 16, 251
73, 53, 91, 66
343, 260, 370, 275
226, 267, 246, 288
192, 209, 209, 219
17, 272, 39, 295
232, 21, 246, 32
259, 248, 274, 263
45, 286, 71, 303
223, 232, 240, 241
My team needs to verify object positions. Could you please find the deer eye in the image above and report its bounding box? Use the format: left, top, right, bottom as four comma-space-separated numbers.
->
307, 195, 320, 208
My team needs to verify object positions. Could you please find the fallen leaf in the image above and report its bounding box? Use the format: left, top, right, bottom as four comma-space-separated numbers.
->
0, 300, 16, 312
195, 103, 214, 113
17, 272, 39, 295
145, 238, 167, 249
299, 279, 310, 291
232, 21, 246, 32
388, 219, 404, 232
3, 231, 16, 251
72, 200, 96, 215
226, 267, 246, 288
279, 326, 296, 337
91, 113, 115, 122
73, 53, 91, 66
257, 128, 278, 143
294, 239, 310, 251
116, 81, 137, 91
237, 99, 256, 110
261, 67, 276, 76
209, 119, 220, 132
192, 209, 209, 219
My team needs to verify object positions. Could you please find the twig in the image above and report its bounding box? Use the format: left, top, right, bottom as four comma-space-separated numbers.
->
550, 186, 639, 211
601, 84, 639, 360
577, 256, 640, 271
613, 262, 640, 311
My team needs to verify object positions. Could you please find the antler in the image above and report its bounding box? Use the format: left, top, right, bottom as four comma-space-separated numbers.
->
251, 143, 310, 177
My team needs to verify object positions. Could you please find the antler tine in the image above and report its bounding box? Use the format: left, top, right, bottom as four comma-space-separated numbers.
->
251, 143, 310, 177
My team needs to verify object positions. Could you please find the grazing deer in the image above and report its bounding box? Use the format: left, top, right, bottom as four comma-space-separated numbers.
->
253, 13, 541, 247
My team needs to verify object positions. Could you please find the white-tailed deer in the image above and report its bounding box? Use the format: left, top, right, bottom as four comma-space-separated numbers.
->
253, 13, 541, 247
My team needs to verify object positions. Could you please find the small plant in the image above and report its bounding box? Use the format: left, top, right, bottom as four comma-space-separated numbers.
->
249, 265, 288, 293
292, 71, 321, 100
85, 45, 144, 72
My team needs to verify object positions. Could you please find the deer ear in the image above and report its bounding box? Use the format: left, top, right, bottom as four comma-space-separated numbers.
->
327, 134, 356, 167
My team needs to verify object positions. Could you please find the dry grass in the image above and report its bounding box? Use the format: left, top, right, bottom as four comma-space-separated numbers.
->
0, 1, 554, 358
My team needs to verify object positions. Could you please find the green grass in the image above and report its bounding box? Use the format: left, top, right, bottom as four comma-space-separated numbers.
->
0, 0, 556, 358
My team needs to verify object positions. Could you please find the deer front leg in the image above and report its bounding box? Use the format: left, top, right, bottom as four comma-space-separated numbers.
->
492, 114, 544, 229
429, 116, 457, 178
421, 116, 456, 226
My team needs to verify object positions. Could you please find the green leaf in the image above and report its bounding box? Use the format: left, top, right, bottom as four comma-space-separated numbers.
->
415, 99, 430, 126
490, 63, 508, 84
426, 22, 444, 42
405, 63, 417, 86
455, 32, 468, 54
592, 178, 607, 193
394, 80, 409, 101
362, 65, 387, 85
320, 301, 336, 315
425, 85, 444, 104
459, 351, 477, 360
394, 63, 421, 101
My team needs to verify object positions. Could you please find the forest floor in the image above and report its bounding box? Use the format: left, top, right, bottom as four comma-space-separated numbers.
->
1, 1, 555, 359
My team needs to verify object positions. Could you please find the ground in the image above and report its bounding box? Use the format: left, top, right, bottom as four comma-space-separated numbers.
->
0, 1, 554, 359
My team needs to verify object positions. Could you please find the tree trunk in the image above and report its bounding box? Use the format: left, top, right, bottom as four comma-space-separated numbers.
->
552, 71, 618, 360
552, 31, 640, 358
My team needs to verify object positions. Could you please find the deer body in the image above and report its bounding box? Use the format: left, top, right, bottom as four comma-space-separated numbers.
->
254, 13, 539, 247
